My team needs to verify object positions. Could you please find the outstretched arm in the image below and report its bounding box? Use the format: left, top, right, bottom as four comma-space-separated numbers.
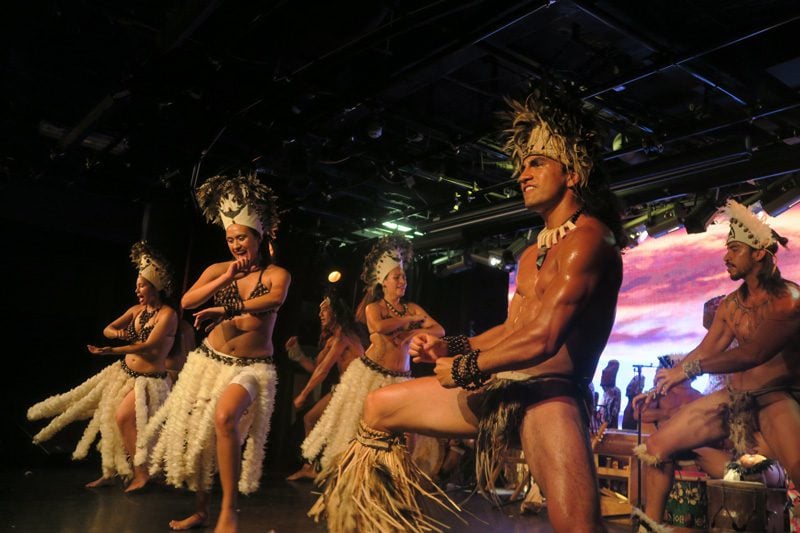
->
294, 335, 345, 408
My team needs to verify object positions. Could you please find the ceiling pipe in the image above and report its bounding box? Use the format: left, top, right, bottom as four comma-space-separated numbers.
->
571, 0, 748, 106
581, 10, 800, 99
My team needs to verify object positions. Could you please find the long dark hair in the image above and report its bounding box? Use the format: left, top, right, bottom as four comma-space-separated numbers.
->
573, 164, 628, 249
742, 230, 790, 298
355, 283, 384, 325
321, 295, 359, 347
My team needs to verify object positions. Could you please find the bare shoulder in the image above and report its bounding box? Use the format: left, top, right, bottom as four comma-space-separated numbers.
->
266, 263, 291, 282
560, 217, 620, 264
775, 280, 800, 317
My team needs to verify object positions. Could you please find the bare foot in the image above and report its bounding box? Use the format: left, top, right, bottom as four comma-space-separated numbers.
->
169, 512, 209, 531
286, 463, 316, 481
214, 508, 238, 533
124, 472, 150, 493
85, 476, 115, 488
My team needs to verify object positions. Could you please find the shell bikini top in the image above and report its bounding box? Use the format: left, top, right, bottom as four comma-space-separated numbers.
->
213, 268, 274, 316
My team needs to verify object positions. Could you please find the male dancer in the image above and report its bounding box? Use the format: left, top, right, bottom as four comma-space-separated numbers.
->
310, 83, 626, 533
634, 199, 800, 526
286, 296, 363, 480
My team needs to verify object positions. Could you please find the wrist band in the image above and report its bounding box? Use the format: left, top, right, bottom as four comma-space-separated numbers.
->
682, 359, 703, 380
451, 349, 489, 390
442, 335, 471, 357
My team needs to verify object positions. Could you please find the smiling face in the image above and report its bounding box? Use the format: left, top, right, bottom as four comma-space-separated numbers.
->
517, 155, 576, 213
226, 223, 261, 261
135, 275, 158, 307
381, 266, 407, 300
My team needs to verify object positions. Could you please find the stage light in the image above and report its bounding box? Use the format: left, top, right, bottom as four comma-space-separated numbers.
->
435, 253, 473, 278
381, 221, 413, 232
645, 204, 682, 238
327, 271, 342, 283
683, 198, 718, 234
501, 249, 517, 272
760, 181, 800, 217
488, 255, 502, 267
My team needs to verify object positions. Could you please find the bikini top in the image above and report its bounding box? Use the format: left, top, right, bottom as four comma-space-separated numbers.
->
125, 308, 157, 343
213, 268, 274, 317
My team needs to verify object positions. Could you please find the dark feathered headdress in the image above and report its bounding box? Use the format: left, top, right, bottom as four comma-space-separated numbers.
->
195, 173, 280, 240
504, 82, 602, 188
130, 240, 175, 296
360, 236, 413, 288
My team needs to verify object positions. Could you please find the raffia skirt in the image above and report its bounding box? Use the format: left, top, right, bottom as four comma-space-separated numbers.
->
140, 342, 277, 494
27, 359, 171, 480
302, 355, 410, 470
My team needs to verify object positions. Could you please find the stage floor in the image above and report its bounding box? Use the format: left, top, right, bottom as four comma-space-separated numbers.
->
1, 462, 631, 532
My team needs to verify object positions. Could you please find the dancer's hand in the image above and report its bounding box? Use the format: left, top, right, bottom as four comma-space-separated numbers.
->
409, 333, 446, 364
225, 255, 254, 281
631, 391, 656, 413
87, 345, 113, 355
285, 336, 298, 350
654, 366, 688, 395
193, 306, 225, 333
434, 357, 456, 388
293, 393, 307, 410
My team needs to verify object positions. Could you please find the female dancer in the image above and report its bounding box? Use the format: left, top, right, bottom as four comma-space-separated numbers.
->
141, 174, 289, 533
302, 236, 444, 472
28, 241, 177, 492
286, 295, 364, 481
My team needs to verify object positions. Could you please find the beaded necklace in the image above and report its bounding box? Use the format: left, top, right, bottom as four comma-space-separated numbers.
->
383, 299, 408, 317
139, 305, 160, 327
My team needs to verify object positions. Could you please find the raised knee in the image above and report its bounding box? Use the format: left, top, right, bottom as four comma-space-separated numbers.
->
115, 405, 135, 429
362, 386, 406, 431
214, 408, 238, 435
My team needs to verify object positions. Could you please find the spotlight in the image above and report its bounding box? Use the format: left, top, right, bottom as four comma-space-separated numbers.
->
501, 249, 517, 272
435, 253, 473, 278
760, 180, 800, 217
683, 198, 718, 234
645, 204, 682, 238
327, 271, 342, 283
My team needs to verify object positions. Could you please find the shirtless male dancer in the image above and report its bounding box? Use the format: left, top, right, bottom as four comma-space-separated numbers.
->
309, 83, 626, 533
286, 295, 363, 480
634, 199, 800, 527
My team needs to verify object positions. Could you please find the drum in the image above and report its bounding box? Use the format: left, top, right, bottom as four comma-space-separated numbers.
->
664, 465, 708, 529
410, 434, 446, 479
707, 479, 787, 532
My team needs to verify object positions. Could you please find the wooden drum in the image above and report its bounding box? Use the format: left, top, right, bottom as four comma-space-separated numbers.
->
707, 479, 787, 533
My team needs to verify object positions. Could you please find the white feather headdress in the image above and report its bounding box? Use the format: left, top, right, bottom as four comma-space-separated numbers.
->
720, 199, 774, 250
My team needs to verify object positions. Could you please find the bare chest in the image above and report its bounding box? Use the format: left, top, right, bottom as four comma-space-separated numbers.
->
726, 296, 771, 344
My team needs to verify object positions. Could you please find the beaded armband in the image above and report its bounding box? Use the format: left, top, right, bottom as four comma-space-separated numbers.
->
451, 349, 489, 391
682, 359, 703, 381
224, 299, 244, 319
443, 335, 472, 357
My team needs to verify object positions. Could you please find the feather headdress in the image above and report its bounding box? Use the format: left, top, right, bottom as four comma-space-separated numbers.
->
504, 82, 602, 188
360, 236, 413, 288
195, 173, 280, 240
720, 199, 774, 250
130, 241, 174, 296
